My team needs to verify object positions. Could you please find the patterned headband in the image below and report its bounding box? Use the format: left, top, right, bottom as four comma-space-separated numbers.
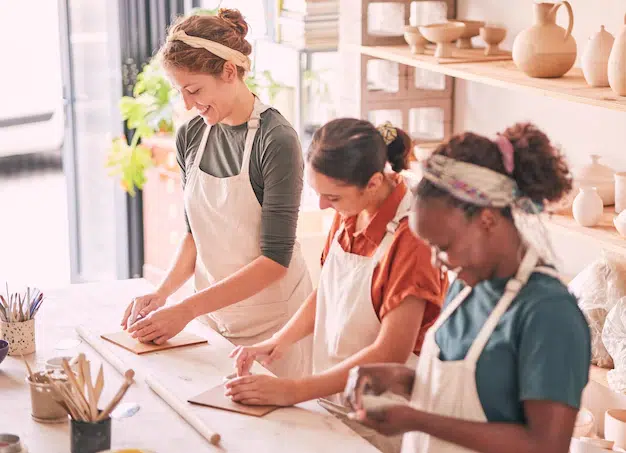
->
377, 121, 398, 145
167, 30, 251, 71
421, 155, 519, 208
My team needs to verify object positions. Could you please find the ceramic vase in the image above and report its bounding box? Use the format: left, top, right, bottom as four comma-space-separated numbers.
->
572, 187, 603, 227
608, 14, 626, 96
0, 319, 36, 356
615, 172, 626, 213
512, 1, 577, 78
582, 26, 615, 87
576, 154, 615, 206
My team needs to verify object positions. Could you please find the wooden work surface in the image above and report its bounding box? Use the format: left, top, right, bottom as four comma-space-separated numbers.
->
0, 279, 380, 453
357, 45, 626, 113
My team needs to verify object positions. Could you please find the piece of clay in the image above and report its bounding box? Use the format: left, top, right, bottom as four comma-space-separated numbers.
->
360, 392, 408, 411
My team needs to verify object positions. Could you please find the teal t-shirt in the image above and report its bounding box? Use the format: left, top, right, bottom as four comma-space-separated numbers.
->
435, 271, 591, 423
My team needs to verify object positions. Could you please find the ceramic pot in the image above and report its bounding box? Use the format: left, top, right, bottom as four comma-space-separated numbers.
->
606, 409, 626, 449
419, 22, 466, 58
576, 154, 615, 206
480, 26, 507, 56
27, 374, 70, 423
616, 172, 626, 213
572, 187, 603, 227
0, 319, 35, 356
608, 14, 626, 96
454, 20, 485, 49
71, 416, 111, 453
582, 25, 615, 87
512, 1, 577, 78
404, 26, 428, 54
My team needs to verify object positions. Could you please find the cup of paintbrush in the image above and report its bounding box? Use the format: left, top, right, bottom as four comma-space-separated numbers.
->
0, 286, 45, 356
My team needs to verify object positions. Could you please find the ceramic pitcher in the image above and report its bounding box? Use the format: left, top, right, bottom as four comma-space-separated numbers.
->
608, 14, 626, 96
512, 1, 577, 78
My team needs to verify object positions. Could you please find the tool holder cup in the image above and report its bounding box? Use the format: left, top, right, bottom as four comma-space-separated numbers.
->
0, 319, 35, 356
70, 413, 112, 453
26, 374, 70, 424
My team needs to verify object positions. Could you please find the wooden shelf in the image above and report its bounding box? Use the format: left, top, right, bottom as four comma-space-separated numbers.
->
357, 45, 626, 113
544, 207, 626, 254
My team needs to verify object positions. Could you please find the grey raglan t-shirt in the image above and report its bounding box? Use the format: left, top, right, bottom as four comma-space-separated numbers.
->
175, 109, 304, 267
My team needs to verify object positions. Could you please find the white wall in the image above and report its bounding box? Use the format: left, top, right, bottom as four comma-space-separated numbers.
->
455, 0, 626, 275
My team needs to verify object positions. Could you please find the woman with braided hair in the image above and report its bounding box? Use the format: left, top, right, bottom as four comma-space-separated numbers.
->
226, 118, 448, 453
344, 123, 591, 453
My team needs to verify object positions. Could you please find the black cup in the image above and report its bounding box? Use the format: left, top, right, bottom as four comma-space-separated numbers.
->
70, 416, 111, 453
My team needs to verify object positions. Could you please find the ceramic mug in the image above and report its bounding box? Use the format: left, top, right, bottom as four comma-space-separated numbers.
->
0, 319, 35, 356
26, 375, 69, 423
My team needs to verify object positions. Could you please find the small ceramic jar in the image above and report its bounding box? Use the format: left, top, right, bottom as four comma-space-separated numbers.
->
0, 319, 36, 356
572, 187, 604, 227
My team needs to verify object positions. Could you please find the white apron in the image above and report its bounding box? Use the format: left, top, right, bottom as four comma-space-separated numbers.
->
314, 186, 417, 453
183, 97, 313, 379
401, 247, 560, 453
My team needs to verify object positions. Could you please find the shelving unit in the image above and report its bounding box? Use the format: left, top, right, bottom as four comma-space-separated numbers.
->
357, 44, 626, 112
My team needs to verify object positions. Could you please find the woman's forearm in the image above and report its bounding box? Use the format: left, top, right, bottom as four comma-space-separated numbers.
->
184, 255, 288, 317
271, 289, 317, 345
156, 232, 197, 298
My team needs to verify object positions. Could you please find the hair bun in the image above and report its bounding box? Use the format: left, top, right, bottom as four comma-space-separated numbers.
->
218, 8, 249, 38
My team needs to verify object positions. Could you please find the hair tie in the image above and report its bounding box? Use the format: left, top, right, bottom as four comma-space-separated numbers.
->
377, 121, 398, 145
494, 134, 515, 174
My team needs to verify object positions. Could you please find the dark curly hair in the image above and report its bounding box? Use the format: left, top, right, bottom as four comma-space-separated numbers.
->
306, 118, 412, 187
415, 123, 573, 217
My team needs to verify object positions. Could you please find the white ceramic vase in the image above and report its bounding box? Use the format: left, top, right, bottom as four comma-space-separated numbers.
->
576, 154, 615, 206
582, 25, 615, 87
608, 14, 626, 96
572, 187, 604, 227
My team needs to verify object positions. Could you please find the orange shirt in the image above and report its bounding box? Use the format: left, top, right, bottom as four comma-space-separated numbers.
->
321, 176, 448, 354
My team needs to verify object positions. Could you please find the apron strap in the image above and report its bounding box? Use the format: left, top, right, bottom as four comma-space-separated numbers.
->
430, 285, 473, 333
191, 123, 212, 172
465, 247, 541, 364
241, 97, 269, 175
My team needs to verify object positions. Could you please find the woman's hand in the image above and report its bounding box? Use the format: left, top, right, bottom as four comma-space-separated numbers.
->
224, 375, 300, 406
229, 339, 286, 377
121, 292, 167, 329
349, 405, 419, 437
126, 303, 193, 344
343, 363, 415, 410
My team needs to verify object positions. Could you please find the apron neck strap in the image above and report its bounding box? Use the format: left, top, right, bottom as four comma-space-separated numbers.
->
241, 96, 268, 174
465, 247, 541, 364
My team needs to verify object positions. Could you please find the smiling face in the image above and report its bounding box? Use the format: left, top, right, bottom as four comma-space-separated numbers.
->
305, 164, 383, 217
165, 64, 239, 125
410, 196, 502, 286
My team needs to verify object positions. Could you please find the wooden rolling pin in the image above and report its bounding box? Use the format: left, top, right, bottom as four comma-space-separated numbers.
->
145, 374, 221, 446
76, 325, 127, 376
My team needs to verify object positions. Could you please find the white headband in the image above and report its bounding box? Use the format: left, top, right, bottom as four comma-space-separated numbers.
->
167, 30, 251, 71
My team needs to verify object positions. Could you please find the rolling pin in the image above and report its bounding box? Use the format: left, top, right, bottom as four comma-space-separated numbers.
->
76, 325, 127, 376
145, 374, 221, 446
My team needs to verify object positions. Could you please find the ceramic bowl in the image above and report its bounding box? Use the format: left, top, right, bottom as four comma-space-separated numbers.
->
573, 408, 596, 438
404, 26, 428, 54
614, 214, 626, 237
0, 340, 8, 366
570, 436, 614, 453
419, 22, 466, 58
454, 20, 486, 48
605, 409, 626, 450
479, 26, 507, 56
45, 356, 74, 371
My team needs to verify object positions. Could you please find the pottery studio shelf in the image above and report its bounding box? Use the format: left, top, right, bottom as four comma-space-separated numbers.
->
357, 45, 626, 113
544, 207, 626, 255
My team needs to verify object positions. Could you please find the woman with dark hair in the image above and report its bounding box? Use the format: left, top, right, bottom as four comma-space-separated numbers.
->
225, 118, 448, 453
344, 123, 591, 453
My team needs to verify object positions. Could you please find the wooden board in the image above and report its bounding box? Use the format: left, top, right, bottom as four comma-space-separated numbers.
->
188, 384, 279, 417
100, 330, 207, 355
356, 44, 626, 113
410, 44, 512, 64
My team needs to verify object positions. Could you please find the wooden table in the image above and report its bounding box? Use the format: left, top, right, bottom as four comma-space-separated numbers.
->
0, 279, 380, 452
